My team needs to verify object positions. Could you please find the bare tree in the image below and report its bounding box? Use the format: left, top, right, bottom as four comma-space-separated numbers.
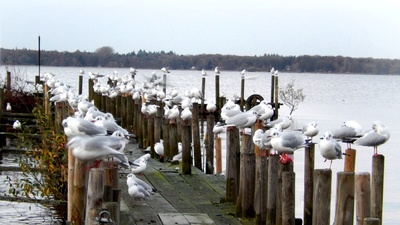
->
279, 80, 305, 115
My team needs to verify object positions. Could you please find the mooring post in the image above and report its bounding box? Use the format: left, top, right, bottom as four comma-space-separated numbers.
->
181, 119, 192, 174
312, 169, 332, 225
356, 172, 371, 225
215, 72, 220, 121
205, 113, 215, 174
237, 130, 255, 218
304, 143, 315, 225
191, 102, 202, 170
85, 168, 105, 225
67, 148, 75, 222
215, 136, 222, 174
276, 161, 293, 225
78, 75, 83, 95
169, 120, 178, 162
266, 154, 280, 225
282, 171, 296, 225
71, 158, 87, 225
371, 155, 384, 225
225, 127, 240, 203
344, 148, 356, 172
254, 122, 268, 224
334, 171, 355, 225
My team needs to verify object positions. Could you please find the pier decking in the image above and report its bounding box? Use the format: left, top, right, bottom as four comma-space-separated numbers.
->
119, 142, 253, 225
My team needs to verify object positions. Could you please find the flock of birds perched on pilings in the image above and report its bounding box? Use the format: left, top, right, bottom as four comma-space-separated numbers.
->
18, 66, 390, 202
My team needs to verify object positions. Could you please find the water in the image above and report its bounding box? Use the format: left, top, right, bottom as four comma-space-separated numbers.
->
1, 65, 399, 224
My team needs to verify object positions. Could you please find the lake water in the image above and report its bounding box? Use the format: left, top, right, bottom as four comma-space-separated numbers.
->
0, 65, 399, 224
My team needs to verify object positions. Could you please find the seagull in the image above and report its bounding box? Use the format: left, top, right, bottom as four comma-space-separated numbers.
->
331, 120, 363, 142
354, 121, 390, 155
13, 120, 21, 129
269, 130, 307, 163
67, 135, 130, 168
154, 140, 164, 158
167, 105, 180, 123
224, 110, 259, 129
94, 116, 129, 136
212, 122, 226, 137
301, 121, 319, 141
161, 67, 170, 74
62, 117, 107, 137
201, 69, 207, 76
249, 100, 274, 121
214, 67, 220, 75
266, 115, 292, 130
220, 105, 242, 120
127, 173, 155, 195
84, 106, 105, 121
180, 107, 192, 121
6, 102, 11, 111
131, 157, 147, 174
128, 181, 145, 199
319, 132, 344, 169
252, 128, 275, 150
171, 142, 183, 163
206, 101, 217, 113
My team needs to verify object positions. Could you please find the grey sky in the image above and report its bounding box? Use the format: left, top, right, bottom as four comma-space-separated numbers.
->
1, 0, 399, 59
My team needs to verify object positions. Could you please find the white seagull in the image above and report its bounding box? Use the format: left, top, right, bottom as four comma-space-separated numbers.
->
301, 121, 319, 141
6, 102, 11, 111
319, 132, 343, 169
269, 130, 307, 163
62, 117, 107, 137
13, 120, 21, 129
354, 121, 390, 155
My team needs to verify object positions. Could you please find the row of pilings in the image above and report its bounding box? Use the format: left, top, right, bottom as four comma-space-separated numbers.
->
85, 75, 385, 225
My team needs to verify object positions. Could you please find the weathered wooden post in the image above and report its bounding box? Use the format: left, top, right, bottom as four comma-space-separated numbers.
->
282, 171, 296, 225
334, 171, 355, 225
240, 72, 245, 111
215, 136, 222, 174
154, 101, 162, 145
120, 95, 127, 128
67, 148, 75, 222
205, 113, 215, 174
6, 71, 11, 93
85, 168, 105, 225
344, 148, 357, 172
276, 161, 293, 225
181, 118, 192, 174
371, 155, 384, 225
236, 130, 255, 218
71, 159, 87, 225
312, 169, 332, 225
215, 70, 220, 122
356, 172, 371, 225
147, 113, 155, 158
78, 75, 83, 95
225, 127, 240, 203
254, 122, 268, 224
304, 143, 315, 225
192, 102, 202, 170
266, 154, 280, 225
169, 119, 178, 161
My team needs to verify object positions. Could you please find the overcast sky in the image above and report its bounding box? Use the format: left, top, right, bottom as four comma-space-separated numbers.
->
1, 0, 399, 59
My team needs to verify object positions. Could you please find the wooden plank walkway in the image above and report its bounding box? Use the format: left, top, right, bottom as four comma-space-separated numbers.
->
119, 142, 254, 225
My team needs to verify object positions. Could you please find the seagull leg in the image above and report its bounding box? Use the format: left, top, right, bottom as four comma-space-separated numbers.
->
86, 160, 102, 170
278, 153, 293, 164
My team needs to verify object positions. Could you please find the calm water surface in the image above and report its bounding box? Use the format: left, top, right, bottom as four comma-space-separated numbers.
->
0, 65, 399, 224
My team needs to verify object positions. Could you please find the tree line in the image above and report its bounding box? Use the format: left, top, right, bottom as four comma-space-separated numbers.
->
1, 46, 399, 75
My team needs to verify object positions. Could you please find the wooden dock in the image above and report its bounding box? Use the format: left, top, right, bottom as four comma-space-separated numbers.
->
119, 142, 253, 225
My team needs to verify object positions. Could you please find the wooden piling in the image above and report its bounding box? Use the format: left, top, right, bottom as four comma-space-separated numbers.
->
282, 171, 296, 225
67, 148, 75, 222
205, 114, 215, 174
120, 95, 127, 128
147, 115, 155, 158
356, 172, 371, 225
276, 161, 293, 225
181, 119, 192, 174
371, 155, 384, 225
215, 73, 220, 121
312, 169, 332, 225
71, 158, 87, 225
215, 136, 222, 174
103, 202, 120, 225
273, 75, 279, 120
169, 121, 178, 161
240, 74, 245, 111
192, 103, 202, 170
335, 171, 355, 225
266, 154, 280, 225
344, 148, 356, 172
85, 168, 105, 225
254, 123, 268, 225
304, 143, 315, 225
225, 127, 240, 203
236, 131, 255, 218
78, 75, 83, 95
